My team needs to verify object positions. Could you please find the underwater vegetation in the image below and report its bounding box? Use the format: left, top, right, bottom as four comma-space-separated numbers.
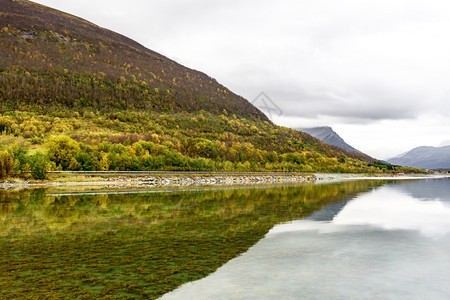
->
0, 180, 385, 299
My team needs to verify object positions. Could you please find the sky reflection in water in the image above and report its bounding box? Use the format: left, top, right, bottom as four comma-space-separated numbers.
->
162, 178, 450, 300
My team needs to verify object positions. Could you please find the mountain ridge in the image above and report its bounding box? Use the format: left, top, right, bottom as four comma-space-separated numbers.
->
0, 0, 267, 119
0, 0, 421, 180
298, 126, 360, 153
388, 145, 450, 169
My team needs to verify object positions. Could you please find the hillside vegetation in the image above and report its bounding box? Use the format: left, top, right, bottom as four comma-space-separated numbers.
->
0, 0, 263, 118
0, 0, 419, 178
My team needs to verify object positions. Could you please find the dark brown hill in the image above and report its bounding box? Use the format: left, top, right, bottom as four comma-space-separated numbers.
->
0, 0, 415, 174
0, 0, 267, 119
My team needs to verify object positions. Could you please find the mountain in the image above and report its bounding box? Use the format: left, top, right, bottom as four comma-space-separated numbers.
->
298, 126, 360, 153
0, 0, 418, 177
0, 0, 266, 119
388, 146, 450, 169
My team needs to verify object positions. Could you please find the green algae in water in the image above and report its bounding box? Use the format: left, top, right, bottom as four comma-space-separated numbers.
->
0, 181, 386, 299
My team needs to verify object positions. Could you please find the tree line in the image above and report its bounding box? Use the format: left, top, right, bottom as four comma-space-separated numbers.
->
0, 109, 421, 180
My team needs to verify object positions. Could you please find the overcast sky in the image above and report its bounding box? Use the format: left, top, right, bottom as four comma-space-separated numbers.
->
33, 0, 450, 159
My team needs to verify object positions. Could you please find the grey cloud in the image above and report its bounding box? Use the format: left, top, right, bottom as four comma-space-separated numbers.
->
33, 0, 450, 128
249, 84, 424, 123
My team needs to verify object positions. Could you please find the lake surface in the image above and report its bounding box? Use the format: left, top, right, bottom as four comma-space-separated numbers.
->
1, 178, 447, 299
162, 177, 450, 300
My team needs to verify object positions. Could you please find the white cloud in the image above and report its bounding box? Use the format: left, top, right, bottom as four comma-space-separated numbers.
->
32, 0, 450, 158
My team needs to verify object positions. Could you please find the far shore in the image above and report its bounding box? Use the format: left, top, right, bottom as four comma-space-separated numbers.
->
1, 171, 446, 190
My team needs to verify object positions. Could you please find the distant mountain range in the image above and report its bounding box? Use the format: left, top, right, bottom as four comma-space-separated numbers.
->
298, 127, 360, 153
388, 145, 450, 170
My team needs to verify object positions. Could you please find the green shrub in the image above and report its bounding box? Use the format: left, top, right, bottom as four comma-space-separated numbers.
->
30, 153, 50, 180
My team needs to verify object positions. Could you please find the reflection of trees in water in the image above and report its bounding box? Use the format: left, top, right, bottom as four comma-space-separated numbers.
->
0, 180, 386, 299
392, 178, 450, 201
0, 181, 385, 236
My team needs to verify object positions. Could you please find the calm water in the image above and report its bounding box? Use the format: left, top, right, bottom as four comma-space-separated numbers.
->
0, 180, 384, 299
162, 178, 450, 300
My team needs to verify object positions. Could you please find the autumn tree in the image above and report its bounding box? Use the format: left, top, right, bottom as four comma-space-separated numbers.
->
0, 151, 14, 178
46, 135, 80, 170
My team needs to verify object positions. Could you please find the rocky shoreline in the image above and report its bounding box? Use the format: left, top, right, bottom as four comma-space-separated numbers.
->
0, 173, 317, 190
1, 172, 441, 190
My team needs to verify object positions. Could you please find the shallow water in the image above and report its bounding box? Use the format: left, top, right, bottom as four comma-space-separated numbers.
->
162, 178, 450, 300
0, 180, 385, 299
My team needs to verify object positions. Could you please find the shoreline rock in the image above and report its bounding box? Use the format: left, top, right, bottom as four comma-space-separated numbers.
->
0, 173, 316, 190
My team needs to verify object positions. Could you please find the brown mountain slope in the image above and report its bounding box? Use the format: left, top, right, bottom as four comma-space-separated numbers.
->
0, 0, 267, 118
0, 0, 413, 174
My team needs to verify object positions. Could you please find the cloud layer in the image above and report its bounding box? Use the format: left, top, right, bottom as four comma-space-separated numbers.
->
32, 0, 450, 157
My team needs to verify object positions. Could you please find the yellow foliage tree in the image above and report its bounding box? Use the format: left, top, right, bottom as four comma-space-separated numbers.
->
0, 151, 14, 178
98, 153, 110, 171
47, 136, 80, 170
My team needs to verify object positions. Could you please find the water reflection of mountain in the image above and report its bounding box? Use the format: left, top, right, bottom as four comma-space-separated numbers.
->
0, 180, 385, 299
310, 178, 450, 223
390, 178, 450, 201
162, 178, 450, 300
306, 199, 351, 221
